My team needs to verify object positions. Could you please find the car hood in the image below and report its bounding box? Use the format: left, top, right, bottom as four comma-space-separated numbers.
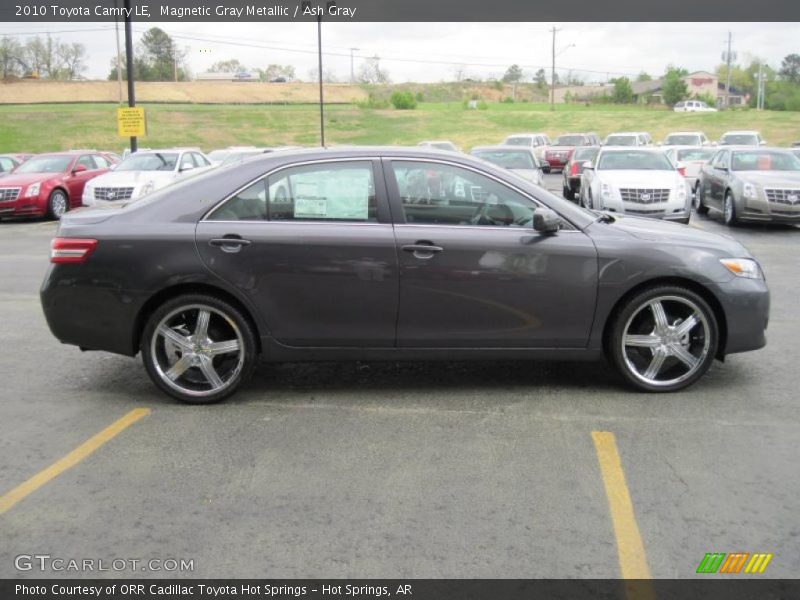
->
596, 170, 681, 187
0, 172, 61, 187
604, 214, 749, 256
87, 170, 176, 186
735, 171, 800, 186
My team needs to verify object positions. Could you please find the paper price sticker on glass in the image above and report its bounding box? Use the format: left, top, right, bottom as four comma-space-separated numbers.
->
292, 167, 372, 221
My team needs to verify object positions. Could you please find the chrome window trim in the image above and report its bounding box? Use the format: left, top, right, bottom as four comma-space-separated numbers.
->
201, 157, 382, 224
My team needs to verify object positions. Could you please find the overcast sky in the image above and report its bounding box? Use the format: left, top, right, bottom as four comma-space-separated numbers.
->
0, 22, 796, 82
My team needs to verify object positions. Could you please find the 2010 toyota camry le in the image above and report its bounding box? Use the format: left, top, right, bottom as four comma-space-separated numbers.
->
40, 147, 769, 404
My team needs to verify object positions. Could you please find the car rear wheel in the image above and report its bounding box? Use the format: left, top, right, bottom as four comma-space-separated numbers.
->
48, 189, 68, 220
141, 294, 257, 404
695, 184, 709, 215
724, 192, 739, 226
562, 184, 574, 201
609, 286, 718, 392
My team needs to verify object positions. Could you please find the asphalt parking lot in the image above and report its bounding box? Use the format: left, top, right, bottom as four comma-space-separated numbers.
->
0, 176, 798, 580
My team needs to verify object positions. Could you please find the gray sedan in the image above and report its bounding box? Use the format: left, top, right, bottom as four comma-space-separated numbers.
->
470, 145, 545, 186
696, 147, 800, 225
40, 147, 769, 403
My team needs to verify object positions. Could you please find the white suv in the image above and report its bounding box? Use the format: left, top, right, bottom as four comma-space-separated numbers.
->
674, 100, 717, 113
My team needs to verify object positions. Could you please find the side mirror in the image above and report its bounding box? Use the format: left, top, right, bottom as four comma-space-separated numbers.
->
583, 161, 594, 170
533, 207, 560, 234
71, 164, 88, 174
759, 140, 767, 146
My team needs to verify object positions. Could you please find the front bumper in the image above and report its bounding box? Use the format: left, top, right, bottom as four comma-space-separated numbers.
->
738, 192, 800, 223
708, 276, 770, 356
0, 197, 46, 217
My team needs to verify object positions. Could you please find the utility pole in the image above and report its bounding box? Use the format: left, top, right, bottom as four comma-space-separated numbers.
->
756, 62, 763, 111
349, 47, 359, 83
123, 0, 136, 153
723, 31, 733, 109
550, 26, 560, 111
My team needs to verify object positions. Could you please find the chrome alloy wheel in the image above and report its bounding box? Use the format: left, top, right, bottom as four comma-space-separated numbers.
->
150, 304, 245, 398
621, 295, 710, 387
50, 191, 68, 218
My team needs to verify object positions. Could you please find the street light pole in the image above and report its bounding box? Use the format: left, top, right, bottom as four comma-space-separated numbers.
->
123, 0, 136, 153
317, 16, 325, 147
550, 27, 560, 111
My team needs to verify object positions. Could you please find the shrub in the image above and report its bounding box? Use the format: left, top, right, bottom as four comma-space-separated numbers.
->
501, 96, 515, 103
390, 91, 417, 110
415, 91, 424, 102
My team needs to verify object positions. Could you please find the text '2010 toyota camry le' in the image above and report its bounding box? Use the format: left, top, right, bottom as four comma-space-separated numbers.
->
40, 147, 770, 403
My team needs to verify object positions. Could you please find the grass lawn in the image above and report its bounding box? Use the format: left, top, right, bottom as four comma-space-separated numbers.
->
1, 102, 798, 153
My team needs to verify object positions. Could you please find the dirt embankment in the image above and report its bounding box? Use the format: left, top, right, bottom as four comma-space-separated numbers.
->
0, 80, 370, 104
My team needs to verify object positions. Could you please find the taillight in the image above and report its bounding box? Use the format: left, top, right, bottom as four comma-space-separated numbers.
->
50, 238, 98, 263
571, 162, 579, 176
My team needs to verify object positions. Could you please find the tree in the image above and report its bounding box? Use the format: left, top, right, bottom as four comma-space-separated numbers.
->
664, 64, 688, 78
209, 59, 245, 73
0, 37, 25, 79
139, 27, 186, 81
779, 53, 800, 83
636, 72, 652, 82
357, 55, 389, 84
57, 42, 86, 80
262, 64, 295, 81
502, 64, 523, 83
307, 67, 338, 83
565, 70, 585, 86
610, 77, 633, 103
534, 68, 547, 89
662, 68, 689, 106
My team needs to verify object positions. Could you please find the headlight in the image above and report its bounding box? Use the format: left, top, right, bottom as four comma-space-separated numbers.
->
25, 182, 41, 197
140, 180, 156, 196
743, 182, 758, 200
720, 258, 763, 279
600, 182, 612, 200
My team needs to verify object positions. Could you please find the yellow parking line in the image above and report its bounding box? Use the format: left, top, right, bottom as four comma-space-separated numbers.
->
592, 431, 654, 595
0, 408, 150, 515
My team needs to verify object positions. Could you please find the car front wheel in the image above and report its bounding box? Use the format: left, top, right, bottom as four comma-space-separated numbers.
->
609, 286, 718, 392
695, 183, 709, 215
48, 189, 68, 220
724, 192, 740, 226
141, 294, 257, 403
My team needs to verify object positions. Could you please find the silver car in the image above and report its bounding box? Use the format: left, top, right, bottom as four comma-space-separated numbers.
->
696, 147, 800, 225
470, 145, 545, 186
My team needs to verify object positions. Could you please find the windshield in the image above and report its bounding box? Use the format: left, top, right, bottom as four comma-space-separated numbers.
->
472, 150, 535, 169
553, 135, 585, 146
731, 151, 800, 172
221, 151, 263, 165
721, 134, 759, 146
504, 137, 533, 147
665, 134, 701, 145
14, 155, 72, 173
604, 135, 637, 146
573, 147, 599, 161
115, 153, 178, 172
676, 148, 715, 162
597, 151, 673, 171
207, 150, 229, 161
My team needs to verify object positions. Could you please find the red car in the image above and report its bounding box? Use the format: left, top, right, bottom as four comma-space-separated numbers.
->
544, 132, 601, 172
0, 151, 111, 220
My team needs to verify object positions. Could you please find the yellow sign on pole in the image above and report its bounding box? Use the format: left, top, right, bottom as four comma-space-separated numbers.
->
117, 107, 146, 137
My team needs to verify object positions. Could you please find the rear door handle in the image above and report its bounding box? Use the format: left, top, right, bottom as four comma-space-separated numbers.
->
209, 237, 251, 253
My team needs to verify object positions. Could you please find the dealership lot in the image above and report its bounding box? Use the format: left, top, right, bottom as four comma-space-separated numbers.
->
0, 195, 798, 578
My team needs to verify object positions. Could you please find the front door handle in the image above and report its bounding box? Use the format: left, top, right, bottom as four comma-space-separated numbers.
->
209, 237, 251, 253
402, 242, 443, 259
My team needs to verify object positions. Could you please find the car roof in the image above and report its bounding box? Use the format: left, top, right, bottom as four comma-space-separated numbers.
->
419, 140, 455, 144
605, 132, 640, 136
471, 145, 533, 152
721, 131, 760, 135
665, 131, 705, 135
505, 133, 547, 137
598, 146, 664, 153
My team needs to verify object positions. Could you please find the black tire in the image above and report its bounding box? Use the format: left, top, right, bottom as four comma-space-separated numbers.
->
608, 285, 718, 393
141, 293, 257, 404
695, 184, 709, 215
562, 185, 574, 201
47, 189, 69, 220
723, 191, 740, 226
